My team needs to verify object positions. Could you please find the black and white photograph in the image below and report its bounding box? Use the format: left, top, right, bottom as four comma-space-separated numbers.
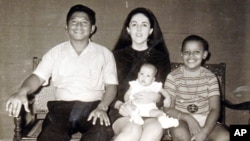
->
0, 0, 249, 141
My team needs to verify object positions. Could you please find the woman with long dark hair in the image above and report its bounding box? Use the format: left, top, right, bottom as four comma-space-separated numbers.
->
109, 7, 171, 141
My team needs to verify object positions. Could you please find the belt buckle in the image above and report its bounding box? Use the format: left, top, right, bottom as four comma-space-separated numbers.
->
187, 104, 198, 113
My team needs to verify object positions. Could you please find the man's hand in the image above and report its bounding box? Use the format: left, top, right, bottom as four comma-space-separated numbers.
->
87, 108, 110, 126
6, 74, 43, 117
6, 91, 30, 117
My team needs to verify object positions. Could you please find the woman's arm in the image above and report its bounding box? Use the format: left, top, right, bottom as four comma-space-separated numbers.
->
132, 91, 160, 104
113, 85, 131, 110
118, 87, 137, 117
124, 87, 132, 102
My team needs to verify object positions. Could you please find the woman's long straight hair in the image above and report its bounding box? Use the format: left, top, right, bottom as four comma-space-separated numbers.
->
113, 7, 169, 56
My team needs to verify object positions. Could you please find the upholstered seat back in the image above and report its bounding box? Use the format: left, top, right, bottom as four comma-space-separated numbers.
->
32, 57, 226, 123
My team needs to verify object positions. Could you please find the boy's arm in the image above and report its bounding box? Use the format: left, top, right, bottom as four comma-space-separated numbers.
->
191, 95, 220, 141
159, 88, 171, 107
197, 74, 221, 136
164, 74, 201, 135
164, 96, 201, 136
200, 95, 220, 135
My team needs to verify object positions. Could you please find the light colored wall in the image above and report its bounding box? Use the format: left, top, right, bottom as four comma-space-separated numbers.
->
0, 0, 249, 139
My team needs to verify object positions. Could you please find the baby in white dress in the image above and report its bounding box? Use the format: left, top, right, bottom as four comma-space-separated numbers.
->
124, 63, 179, 128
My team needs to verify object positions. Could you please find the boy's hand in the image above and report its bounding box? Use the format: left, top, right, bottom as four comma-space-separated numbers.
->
163, 98, 171, 107
191, 129, 208, 141
184, 114, 201, 136
87, 108, 110, 126
6, 92, 30, 117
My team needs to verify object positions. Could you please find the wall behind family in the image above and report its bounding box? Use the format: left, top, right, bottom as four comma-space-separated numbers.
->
0, 0, 249, 140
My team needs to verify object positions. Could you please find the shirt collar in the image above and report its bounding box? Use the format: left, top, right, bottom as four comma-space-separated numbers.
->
68, 40, 93, 56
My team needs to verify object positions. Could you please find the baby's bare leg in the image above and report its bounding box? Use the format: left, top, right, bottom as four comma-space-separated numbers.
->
150, 109, 179, 129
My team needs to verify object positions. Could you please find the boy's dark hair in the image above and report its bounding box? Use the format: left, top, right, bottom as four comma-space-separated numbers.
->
181, 35, 209, 52
66, 4, 96, 25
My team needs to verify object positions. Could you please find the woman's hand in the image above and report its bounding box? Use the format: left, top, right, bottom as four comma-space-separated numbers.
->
133, 91, 159, 104
119, 102, 137, 117
87, 108, 110, 126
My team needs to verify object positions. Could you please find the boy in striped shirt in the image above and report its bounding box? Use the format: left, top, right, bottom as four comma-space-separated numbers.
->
164, 35, 229, 141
